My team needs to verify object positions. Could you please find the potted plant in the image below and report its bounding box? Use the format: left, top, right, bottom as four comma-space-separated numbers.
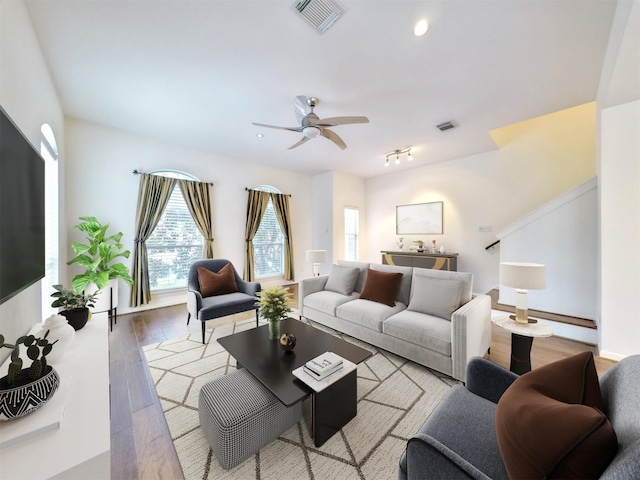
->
50, 284, 98, 330
256, 286, 293, 340
413, 240, 425, 252
0, 331, 59, 421
67, 216, 133, 312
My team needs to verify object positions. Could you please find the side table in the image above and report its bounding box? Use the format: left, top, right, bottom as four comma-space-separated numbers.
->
492, 316, 553, 374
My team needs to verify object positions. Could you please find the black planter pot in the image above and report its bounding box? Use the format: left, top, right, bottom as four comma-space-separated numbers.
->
60, 307, 90, 330
0, 366, 60, 421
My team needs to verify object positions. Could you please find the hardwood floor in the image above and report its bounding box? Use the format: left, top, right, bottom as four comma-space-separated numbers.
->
109, 304, 615, 479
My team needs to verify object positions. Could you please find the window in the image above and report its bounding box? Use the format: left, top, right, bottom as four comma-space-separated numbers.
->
252, 186, 285, 278
41, 124, 58, 319
344, 207, 359, 261
146, 171, 204, 290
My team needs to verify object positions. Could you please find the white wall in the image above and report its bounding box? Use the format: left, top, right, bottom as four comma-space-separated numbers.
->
0, 0, 65, 362
64, 118, 314, 314
599, 100, 640, 359
311, 172, 333, 275
497, 179, 598, 320
365, 103, 597, 296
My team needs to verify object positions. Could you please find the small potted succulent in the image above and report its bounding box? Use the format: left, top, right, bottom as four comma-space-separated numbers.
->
0, 331, 59, 421
50, 284, 98, 330
256, 286, 293, 340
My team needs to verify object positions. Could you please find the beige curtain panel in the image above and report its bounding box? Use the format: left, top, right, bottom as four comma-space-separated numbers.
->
243, 189, 270, 281
270, 192, 295, 280
178, 179, 214, 258
129, 173, 177, 307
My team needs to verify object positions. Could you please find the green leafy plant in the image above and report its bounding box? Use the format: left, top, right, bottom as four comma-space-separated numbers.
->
67, 216, 134, 292
256, 286, 293, 324
413, 240, 424, 246
50, 284, 98, 311
0, 332, 57, 385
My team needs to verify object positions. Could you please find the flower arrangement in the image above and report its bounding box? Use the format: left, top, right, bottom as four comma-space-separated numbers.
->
256, 286, 293, 339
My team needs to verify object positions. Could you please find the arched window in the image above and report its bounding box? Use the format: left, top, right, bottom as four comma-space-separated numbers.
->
41, 124, 58, 318
146, 170, 204, 290
252, 185, 285, 278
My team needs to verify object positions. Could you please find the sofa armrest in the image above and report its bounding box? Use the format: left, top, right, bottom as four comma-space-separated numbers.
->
187, 288, 203, 318
450, 294, 492, 382
405, 433, 492, 480
237, 278, 261, 297
299, 275, 329, 301
465, 357, 518, 404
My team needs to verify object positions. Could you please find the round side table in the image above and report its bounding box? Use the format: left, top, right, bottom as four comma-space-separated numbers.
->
492, 316, 553, 374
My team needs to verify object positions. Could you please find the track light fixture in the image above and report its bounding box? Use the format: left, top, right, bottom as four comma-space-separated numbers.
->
384, 148, 413, 166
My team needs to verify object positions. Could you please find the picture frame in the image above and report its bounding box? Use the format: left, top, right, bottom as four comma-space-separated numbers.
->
396, 201, 443, 235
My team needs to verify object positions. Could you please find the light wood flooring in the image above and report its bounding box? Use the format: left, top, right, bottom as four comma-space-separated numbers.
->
109, 304, 615, 479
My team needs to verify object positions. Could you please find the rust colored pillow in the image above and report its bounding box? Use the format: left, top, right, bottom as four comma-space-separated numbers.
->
496, 352, 618, 479
197, 264, 238, 297
358, 268, 403, 307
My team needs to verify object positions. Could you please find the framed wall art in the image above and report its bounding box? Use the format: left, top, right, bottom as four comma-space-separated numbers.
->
396, 201, 443, 235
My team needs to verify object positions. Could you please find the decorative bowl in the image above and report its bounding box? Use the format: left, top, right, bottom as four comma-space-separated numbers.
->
279, 333, 296, 354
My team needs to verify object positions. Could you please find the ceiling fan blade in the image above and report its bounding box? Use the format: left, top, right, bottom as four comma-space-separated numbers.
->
288, 137, 311, 150
294, 96, 308, 124
252, 122, 302, 133
321, 128, 347, 150
316, 116, 369, 127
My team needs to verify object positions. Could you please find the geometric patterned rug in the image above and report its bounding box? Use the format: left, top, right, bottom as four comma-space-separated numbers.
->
143, 317, 458, 479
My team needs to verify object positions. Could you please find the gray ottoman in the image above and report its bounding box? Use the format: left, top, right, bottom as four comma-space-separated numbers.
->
199, 368, 302, 469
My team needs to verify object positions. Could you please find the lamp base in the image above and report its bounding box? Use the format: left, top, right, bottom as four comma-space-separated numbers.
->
509, 314, 537, 324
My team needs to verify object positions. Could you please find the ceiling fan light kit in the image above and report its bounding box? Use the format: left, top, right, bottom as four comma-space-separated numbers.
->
252, 95, 369, 150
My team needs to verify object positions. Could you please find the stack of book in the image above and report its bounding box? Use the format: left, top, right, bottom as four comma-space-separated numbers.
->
303, 352, 343, 381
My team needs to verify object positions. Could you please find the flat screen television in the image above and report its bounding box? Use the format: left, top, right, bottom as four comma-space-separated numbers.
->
0, 106, 45, 305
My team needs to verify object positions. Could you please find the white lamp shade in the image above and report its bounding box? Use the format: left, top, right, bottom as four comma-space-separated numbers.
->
500, 262, 546, 290
306, 250, 327, 263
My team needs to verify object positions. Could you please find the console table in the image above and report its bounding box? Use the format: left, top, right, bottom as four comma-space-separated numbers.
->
0, 312, 110, 479
381, 251, 458, 271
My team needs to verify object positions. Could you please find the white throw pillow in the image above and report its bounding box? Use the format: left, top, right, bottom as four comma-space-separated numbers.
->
324, 265, 360, 296
407, 276, 464, 320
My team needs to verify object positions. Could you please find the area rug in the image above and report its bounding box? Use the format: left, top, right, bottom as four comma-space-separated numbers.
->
143, 318, 458, 479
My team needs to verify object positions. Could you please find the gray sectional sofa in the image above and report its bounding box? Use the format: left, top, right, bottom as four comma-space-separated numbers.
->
299, 260, 492, 381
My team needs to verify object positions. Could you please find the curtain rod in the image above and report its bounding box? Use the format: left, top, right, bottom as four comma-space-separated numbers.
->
133, 169, 213, 186
245, 187, 291, 197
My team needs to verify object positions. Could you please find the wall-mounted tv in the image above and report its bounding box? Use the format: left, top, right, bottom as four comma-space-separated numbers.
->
0, 106, 45, 305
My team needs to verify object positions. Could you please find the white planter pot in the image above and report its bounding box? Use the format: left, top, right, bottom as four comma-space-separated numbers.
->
86, 278, 118, 313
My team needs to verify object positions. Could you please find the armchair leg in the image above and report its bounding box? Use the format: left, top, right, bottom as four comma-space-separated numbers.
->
201, 321, 206, 344
187, 312, 191, 325
255, 308, 259, 328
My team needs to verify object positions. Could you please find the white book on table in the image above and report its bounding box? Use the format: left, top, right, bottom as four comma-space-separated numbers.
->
305, 351, 343, 380
293, 358, 356, 392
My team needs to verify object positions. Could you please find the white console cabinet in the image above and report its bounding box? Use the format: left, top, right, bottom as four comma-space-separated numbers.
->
0, 312, 110, 479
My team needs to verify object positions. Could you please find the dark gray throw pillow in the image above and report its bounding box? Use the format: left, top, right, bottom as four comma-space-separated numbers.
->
324, 265, 360, 296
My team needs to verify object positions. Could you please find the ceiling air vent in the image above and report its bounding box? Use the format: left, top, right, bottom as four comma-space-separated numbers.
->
436, 120, 458, 132
292, 0, 345, 33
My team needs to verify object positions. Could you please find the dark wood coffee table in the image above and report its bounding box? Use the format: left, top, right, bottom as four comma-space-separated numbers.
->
217, 318, 371, 446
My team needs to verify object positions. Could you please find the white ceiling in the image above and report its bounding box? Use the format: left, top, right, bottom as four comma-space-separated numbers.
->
24, 0, 618, 178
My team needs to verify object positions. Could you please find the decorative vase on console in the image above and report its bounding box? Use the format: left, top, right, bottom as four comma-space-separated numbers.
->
36, 314, 75, 364
397, 237, 404, 250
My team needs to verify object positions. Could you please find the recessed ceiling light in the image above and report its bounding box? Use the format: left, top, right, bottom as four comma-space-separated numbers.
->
414, 19, 429, 37
256, 133, 264, 138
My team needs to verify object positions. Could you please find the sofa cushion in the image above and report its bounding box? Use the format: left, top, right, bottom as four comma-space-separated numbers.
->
370, 263, 413, 306
337, 260, 370, 292
336, 298, 406, 332
496, 352, 618, 480
407, 276, 464, 320
197, 264, 238, 297
412, 268, 473, 306
324, 264, 360, 296
383, 310, 451, 356
359, 268, 403, 307
303, 290, 358, 316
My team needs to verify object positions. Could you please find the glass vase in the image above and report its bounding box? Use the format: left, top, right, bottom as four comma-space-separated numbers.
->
268, 319, 280, 340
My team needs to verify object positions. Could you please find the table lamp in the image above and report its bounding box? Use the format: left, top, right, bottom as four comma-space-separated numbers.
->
306, 250, 327, 276
499, 262, 546, 325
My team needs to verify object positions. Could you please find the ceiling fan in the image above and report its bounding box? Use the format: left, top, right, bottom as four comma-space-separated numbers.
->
252, 96, 369, 150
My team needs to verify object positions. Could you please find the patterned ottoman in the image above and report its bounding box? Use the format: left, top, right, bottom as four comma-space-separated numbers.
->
199, 368, 303, 469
